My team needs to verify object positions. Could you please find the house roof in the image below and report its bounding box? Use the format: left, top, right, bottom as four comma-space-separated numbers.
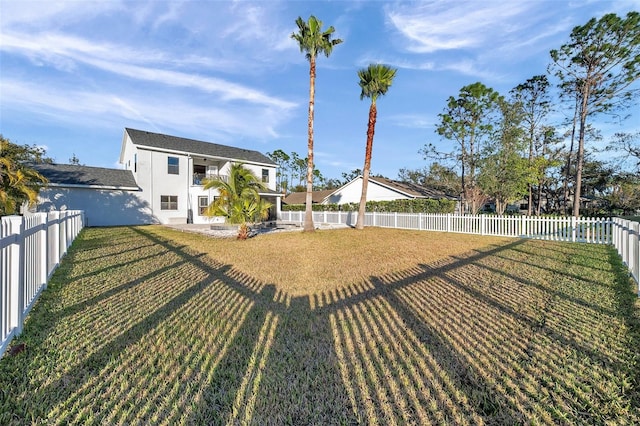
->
32, 163, 139, 190
124, 128, 276, 166
369, 176, 457, 200
282, 189, 335, 205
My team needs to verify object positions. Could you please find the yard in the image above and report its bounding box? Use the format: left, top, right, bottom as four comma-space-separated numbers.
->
1, 225, 639, 424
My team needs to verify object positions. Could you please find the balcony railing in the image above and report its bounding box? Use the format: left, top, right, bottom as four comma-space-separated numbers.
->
192, 173, 229, 185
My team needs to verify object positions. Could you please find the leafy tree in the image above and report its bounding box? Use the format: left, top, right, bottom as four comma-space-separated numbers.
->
530, 127, 563, 215
549, 11, 640, 216
69, 153, 81, 165
266, 149, 290, 193
291, 15, 342, 232
478, 98, 533, 214
398, 163, 461, 196
341, 169, 362, 184
425, 82, 501, 214
607, 172, 640, 215
0, 136, 49, 215
608, 131, 640, 171
203, 163, 271, 239
355, 63, 397, 230
511, 75, 552, 215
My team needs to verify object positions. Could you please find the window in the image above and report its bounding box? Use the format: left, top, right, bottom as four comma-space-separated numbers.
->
168, 156, 179, 175
198, 196, 208, 216
262, 168, 269, 183
161, 195, 178, 210
134, 153, 137, 173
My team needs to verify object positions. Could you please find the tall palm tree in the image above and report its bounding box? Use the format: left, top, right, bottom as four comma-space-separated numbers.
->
203, 163, 271, 239
291, 15, 342, 232
355, 64, 397, 230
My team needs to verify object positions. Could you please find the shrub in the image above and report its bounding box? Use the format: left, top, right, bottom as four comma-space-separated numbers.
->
282, 198, 456, 214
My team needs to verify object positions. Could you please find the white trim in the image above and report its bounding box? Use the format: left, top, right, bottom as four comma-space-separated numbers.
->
134, 144, 276, 168
46, 183, 140, 191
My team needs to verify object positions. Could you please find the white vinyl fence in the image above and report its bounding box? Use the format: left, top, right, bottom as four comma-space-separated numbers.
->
282, 211, 640, 292
611, 217, 640, 292
1, 211, 84, 358
281, 211, 612, 243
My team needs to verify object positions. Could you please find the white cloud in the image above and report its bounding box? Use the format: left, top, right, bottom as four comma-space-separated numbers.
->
1, 31, 297, 110
386, 1, 533, 54
1, 79, 293, 142
388, 114, 434, 130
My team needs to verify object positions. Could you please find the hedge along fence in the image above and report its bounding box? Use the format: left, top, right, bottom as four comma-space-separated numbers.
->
282, 198, 457, 214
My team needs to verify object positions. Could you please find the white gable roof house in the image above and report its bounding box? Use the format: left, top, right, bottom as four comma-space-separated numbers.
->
36, 128, 281, 226
324, 176, 458, 206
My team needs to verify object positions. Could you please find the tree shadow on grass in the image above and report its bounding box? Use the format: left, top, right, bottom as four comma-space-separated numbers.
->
3, 227, 639, 424
608, 247, 640, 412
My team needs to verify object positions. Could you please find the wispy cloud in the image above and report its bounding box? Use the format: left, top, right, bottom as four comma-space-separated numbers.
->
1, 78, 293, 141
386, 1, 533, 54
388, 114, 435, 130
1, 31, 297, 109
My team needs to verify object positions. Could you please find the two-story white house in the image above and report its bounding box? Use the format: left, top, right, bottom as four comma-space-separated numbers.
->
119, 128, 280, 225
36, 128, 280, 226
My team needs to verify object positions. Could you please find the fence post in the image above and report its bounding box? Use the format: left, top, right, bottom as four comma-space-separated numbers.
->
7, 216, 25, 337
48, 211, 60, 278
571, 216, 577, 242
630, 221, 639, 290
38, 214, 48, 290
447, 213, 451, 233
481, 215, 486, 236
418, 212, 422, 231
394, 212, 398, 229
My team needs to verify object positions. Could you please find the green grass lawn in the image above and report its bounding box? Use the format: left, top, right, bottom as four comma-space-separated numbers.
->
1, 225, 639, 424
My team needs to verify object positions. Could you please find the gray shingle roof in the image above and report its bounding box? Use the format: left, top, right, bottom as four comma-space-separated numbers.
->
126, 128, 276, 165
282, 189, 335, 205
33, 163, 138, 189
370, 176, 457, 200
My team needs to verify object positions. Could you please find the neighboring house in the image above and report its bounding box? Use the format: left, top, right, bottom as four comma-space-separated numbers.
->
282, 176, 459, 210
325, 176, 458, 206
119, 128, 280, 224
34, 163, 153, 227
35, 128, 281, 226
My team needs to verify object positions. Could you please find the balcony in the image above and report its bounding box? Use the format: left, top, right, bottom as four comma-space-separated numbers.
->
192, 173, 229, 186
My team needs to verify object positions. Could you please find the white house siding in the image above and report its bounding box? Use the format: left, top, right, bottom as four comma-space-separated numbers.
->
38, 187, 154, 226
120, 131, 279, 225
325, 179, 408, 204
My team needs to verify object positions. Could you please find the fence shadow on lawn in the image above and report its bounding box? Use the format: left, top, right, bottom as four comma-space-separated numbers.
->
2, 226, 639, 424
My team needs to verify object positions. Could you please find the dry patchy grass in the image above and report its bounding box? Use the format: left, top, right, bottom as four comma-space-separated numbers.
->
0, 225, 639, 425
160, 226, 511, 296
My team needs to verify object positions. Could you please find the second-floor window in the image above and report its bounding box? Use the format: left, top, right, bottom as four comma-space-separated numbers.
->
168, 156, 179, 175
262, 168, 269, 184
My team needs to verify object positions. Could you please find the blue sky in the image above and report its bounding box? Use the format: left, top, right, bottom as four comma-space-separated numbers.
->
1, 0, 639, 181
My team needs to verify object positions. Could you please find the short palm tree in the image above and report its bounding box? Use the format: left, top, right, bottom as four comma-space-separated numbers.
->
1, 138, 48, 215
355, 64, 397, 230
291, 15, 342, 232
203, 163, 271, 239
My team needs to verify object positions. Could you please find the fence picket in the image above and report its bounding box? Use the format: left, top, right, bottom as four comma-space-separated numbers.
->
1, 211, 84, 358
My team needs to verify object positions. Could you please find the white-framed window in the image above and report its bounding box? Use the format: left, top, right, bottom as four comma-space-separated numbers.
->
134, 153, 137, 173
168, 156, 179, 175
198, 196, 208, 216
262, 168, 269, 183
161, 195, 178, 210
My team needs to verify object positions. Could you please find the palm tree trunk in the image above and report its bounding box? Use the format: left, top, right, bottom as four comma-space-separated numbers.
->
304, 57, 316, 232
356, 102, 377, 229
